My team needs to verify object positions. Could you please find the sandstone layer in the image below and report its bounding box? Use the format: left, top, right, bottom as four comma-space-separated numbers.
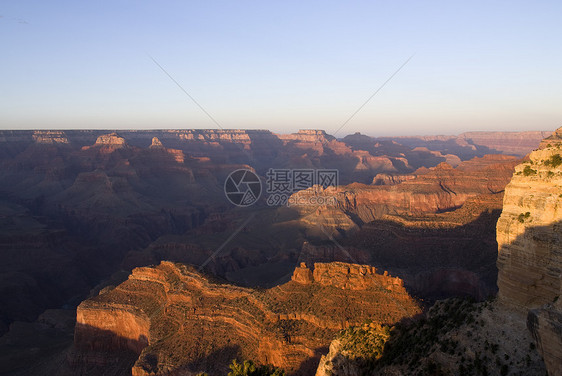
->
298, 194, 505, 300
500, 127, 562, 376
496, 131, 562, 309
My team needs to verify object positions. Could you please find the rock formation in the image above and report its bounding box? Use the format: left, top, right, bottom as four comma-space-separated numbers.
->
93, 132, 127, 146
494, 127, 562, 376
73, 261, 420, 375
299, 194, 505, 300
315, 298, 547, 376
149, 137, 164, 148
31, 130, 70, 144
497, 129, 562, 310
314, 128, 561, 376
291, 154, 518, 225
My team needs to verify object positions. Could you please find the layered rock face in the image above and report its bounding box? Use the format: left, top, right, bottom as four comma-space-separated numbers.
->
298, 194, 505, 300
292, 154, 517, 225
73, 261, 420, 376
31, 130, 70, 144
496, 134, 562, 308
313, 128, 561, 376
495, 127, 562, 375
286, 155, 518, 300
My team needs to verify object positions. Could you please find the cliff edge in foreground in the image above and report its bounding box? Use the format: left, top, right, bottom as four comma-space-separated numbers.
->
496, 127, 561, 375
496, 127, 562, 310
494, 127, 562, 376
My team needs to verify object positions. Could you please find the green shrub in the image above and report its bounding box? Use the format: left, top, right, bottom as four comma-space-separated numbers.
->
228, 360, 285, 376
339, 323, 391, 361
517, 212, 530, 223
544, 154, 562, 168
522, 166, 537, 176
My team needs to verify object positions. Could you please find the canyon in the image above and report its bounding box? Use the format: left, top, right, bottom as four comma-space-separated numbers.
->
315, 127, 562, 376
0, 128, 556, 375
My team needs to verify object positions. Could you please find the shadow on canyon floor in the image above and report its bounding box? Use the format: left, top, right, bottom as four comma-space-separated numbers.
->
299, 209, 503, 302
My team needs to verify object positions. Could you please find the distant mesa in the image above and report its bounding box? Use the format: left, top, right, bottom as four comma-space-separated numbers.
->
280, 129, 335, 143
32, 130, 69, 144
81, 132, 128, 152
94, 132, 127, 146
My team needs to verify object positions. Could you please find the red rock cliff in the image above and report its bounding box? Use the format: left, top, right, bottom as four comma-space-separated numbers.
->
73, 261, 420, 375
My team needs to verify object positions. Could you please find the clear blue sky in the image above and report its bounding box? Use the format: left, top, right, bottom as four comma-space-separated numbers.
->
1, 1, 561, 136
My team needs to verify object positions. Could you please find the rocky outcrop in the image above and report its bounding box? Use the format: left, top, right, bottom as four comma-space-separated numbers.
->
539, 126, 562, 149
93, 132, 127, 146
73, 261, 420, 375
315, 299, 547, 376
496, 138, 562, 309
291, 262, 313, 284
149, 137, 164, 148
495, 127, 562, 375
291, 262, 404, 291
278, 129, 335, 144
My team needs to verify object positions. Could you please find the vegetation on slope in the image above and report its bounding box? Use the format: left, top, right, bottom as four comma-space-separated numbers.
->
321, 298, 546, 376
197, 359, 285, 376
227, 360, 285, 376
